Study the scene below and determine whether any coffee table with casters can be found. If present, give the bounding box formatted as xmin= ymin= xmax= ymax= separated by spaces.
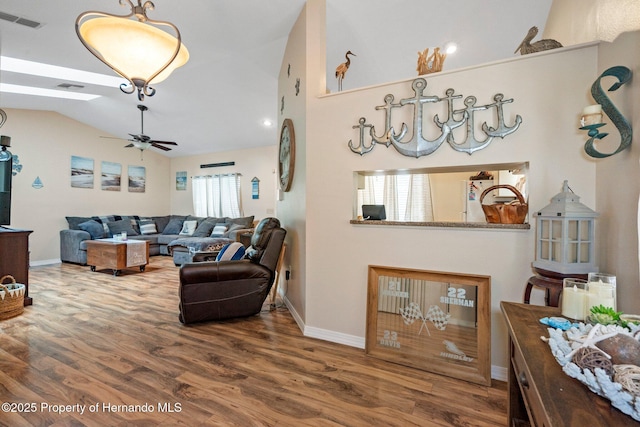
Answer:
xmin=86 ymin=238 xmax=149 ymax=276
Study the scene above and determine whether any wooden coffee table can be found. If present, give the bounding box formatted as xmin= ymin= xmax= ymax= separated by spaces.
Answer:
xmin=86 ymin=239 xmax=149 ymax=276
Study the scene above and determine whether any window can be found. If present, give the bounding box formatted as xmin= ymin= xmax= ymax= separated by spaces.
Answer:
xmin=192 ymin=173 xmax=243 ymax=218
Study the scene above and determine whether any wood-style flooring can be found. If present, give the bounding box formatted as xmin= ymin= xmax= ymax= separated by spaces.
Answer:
xmin=0 ymin=257 xmax=507 ymax=426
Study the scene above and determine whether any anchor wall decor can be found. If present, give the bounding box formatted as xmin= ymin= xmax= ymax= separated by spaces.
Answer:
xmin=580 ymin=65 xmax=633 ymax=159
xmin=348 ymin=77 xmax=522 ymax=158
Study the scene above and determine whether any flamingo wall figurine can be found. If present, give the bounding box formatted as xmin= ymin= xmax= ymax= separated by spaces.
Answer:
xmin=335 ymin=50 xmax=356 ymax=91
xmin=514 ymin=26 xmax=562 ymax=55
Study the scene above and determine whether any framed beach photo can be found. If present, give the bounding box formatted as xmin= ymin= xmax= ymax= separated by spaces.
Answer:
xmin=70 ymin=156 xmax=94 ymax=188
xmin=101 ymin=161 xmax=121 ymax=191
xmin=366 ymin=265 xmax=491 ymax=385
xmin=128 ymin=165 xmax=146 ymax=193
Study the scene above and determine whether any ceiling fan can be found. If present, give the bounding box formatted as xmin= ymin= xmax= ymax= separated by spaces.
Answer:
xmin=125 ymin=104 xmax=178 ymax=152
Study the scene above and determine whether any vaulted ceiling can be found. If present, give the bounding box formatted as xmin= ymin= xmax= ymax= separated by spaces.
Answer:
xmin=0 ymin=0 xmax=553 ymax=157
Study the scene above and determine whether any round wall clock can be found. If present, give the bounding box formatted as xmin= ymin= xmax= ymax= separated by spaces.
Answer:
xmin=278 ymin=118 xmax=295 ymax=192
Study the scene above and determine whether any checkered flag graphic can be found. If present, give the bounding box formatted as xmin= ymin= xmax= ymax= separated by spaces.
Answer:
xmin=426 ymin=305 xmax=451 ymax=330
xmin=399 ymin=302 xmax=430 ymax=336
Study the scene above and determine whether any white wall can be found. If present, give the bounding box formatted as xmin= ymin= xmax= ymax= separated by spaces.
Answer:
xmin=3 ymin=108 xmax=171 ymax=263
xmin=281 ymin=0 xmax=602 ymax=372
xmin=169 ymin=145 xmax=278 ymax=221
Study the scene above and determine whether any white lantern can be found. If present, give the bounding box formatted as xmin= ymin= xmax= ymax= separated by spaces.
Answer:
xmin=533 ymin=180 xmax=598 ymax=275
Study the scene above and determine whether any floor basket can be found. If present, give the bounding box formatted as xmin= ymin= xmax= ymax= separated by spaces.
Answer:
xmin=480 ymin=185 xmax=528 ymax=224
xmin=0 ymin=275 xmax=25 ymax=320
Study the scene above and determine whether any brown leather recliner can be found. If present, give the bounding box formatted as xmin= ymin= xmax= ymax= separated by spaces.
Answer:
xmin=178 ymin=217 xmax=286 ymax=324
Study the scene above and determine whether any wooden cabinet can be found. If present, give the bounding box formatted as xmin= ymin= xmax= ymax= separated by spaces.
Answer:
xmin=501 ymin=302 xmax=638 ymax=426
xmin=0 ymin=226 xmax=33 ymax=306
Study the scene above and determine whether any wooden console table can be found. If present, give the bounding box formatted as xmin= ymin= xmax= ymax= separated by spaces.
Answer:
xmin=501 ymin=302 xmax=638 ymax=426
xmin=0 ymin=226 xmax=33 ymax=306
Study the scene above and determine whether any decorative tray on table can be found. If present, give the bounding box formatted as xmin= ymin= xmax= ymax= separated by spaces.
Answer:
xmin=541 ymin=310 xmax=640 ymax=421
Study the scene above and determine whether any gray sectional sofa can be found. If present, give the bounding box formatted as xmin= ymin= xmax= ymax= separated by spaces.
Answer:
xmin=60 ymin=214 xmax=255 ymax=265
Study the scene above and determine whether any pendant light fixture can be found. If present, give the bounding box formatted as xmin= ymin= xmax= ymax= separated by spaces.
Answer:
xmin=75 ymin=0 xmax=189 ymax=101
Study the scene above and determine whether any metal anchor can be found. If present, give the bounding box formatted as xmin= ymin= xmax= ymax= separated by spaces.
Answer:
xmin=435 ymin=88 xmax=468 ymax=135
xmin=448 ymin=96 xmax=493 ymax=154
xmin=370 ymin=94 xmax=407 ymax=147
xmin=348 ymin=117 xmax=376 ymax=156
xmin=389 ymin=78 xmax=450 ymax=158
xmin=481 ymin=93 xmax=522 ymax=138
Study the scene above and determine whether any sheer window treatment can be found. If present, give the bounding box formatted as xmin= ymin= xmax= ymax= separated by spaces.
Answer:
xmin=192 ymin=173 xmax=243 ymax=218
xmin=359 ymin=174 xmax=434 ymax=221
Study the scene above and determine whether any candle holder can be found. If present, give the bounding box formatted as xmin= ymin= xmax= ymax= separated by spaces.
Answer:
xmin=562 ymin=278 xmax=589 ymax=321
xmin=586 ymin=272 xmax=616 ymax=314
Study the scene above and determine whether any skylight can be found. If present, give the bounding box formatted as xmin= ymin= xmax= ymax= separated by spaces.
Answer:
xmin=0 ymin=55 xmax=126 ymax=100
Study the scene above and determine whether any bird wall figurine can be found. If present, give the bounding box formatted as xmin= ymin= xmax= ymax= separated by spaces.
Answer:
xmin=515 ymin=26 xmax=562 ymax=55
xmin=335 ymin=50 xmax=356 ymax=91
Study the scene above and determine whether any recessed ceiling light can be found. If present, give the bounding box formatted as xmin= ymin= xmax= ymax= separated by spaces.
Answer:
xmin=262 ymin=119 xmax=273 ymax=127
xmin=0 ymin=83 xmax=100 ymax=100
xmin=443 ymin=42 xmax=458 ymax=55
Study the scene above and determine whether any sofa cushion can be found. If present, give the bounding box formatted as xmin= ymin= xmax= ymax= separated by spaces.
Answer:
xmin=107 ymin=219 xmax=139 ymax=237
xmin=66 ymin=216 xmax=93 ymax=230
xmin=179 ymin=220 xmax=197 ymax=236
xmin=216 ymin=242 xmax=246 ymax=261
xmin=223 ymin=223 xmax=246 ymax=238
xmin=163 ymin=217 xmax=185 ymax=235
xmin=227 ymin=215 xmax=255 ymax=228
xmin=158 ymin=234 xmax=181 ymax=245
xmin=78 ymin=220 xmax=105 ymax=240
xmin=151 ymin=216 xmax=171 ymax=233
xmin=139 ymin=219 xmax=158 ymax=235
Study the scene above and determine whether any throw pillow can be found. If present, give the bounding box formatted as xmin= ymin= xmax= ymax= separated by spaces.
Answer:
xmin=139 ymin=220 xmax=158 ymax=235
xmin=162 ymin=218 xmax=185 ymax=235
xmin=78 ymin=220 xmax=105 ymax=240
xmin=210 ymin=224 xmax=228 ymax=237
xmin=107 ymin=219 xmax=139 ymax=237
xmin=223 ymin=223 xmax=246 ymax=238
xmin=192 ymin=219 xmax=217 ymax=238
xmin=151 ymin=215 xmax=171 ymax=233
xmin=66 ymin=216 xmax=93 ymax=230
xmin=228 ymin=215 xmax=255 ymax=228
xmin=215 ymin=242 xmax=246 ymax=261
xmin=179 ymin=220 xmax=197 ymax=236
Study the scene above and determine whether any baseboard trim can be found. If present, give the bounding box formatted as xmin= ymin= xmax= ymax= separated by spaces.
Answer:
xmin=30 ymin=259 xmax=61 ymax=267
xmin=282 ymin=296 xmax=507 ymax=382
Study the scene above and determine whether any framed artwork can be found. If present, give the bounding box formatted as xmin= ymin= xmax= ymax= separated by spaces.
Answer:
xmin=101 ymin=161 xmax=121 ymax=191
xmin=278 ymin=118 xmax=295 ymax=191
xmin=176 ymin=171 xmax=187 ymax=191
xmin=128 ymin=165 xmax=146 ymax=193
xmin=366 ymin=265 xmax=491 ymax=385
xmin=70 ymin=156 xmax=94 ymax=188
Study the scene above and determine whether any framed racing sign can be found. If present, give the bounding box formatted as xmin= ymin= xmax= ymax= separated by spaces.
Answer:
xmin=366 ymin=265 xmax=491 ymax=385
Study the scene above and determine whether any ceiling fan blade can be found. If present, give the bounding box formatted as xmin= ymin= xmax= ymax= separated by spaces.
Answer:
xmin=151 ymin=143 xmax=172 ymax=151
xmin=149 ymin=140 xmax=178 ymax=146
xmin=124 ymin=143 xmax=134 ymax=148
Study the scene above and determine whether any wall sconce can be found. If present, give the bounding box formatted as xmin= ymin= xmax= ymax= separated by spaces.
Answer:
xmin=76 ymin=0 xmax=189 ymax=101
xmin=579 ymin=66 xmax=632 ymax=158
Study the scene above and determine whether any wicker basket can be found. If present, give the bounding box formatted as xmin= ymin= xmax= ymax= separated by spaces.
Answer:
xmin=480 ymin=185 xmax=528 ymax=224
xmin=0 ymin=275 xmax=25 ymax=320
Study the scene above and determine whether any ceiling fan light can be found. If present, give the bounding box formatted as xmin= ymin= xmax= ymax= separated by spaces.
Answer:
xmin=132 ymin=140 xmax=152 ymax=150
xmin=78 ymin=17 xmax=189 ymax=85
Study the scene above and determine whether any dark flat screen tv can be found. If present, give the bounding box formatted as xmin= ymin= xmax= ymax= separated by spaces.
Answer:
xmin=362 ymin=204 xmax=386 ymax=220
xmin=0 ymin=149 xmax=12 ymax=226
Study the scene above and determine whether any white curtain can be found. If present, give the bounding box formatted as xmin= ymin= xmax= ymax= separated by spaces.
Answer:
xmin=359 ymin=173 xmax=434 ymax=221
xmin=192 ymin=173 xmax=243 ymax=218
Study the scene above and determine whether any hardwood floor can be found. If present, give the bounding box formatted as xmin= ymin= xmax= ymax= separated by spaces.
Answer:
xmin=0 ymin=257 xmax=507 ymax=426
